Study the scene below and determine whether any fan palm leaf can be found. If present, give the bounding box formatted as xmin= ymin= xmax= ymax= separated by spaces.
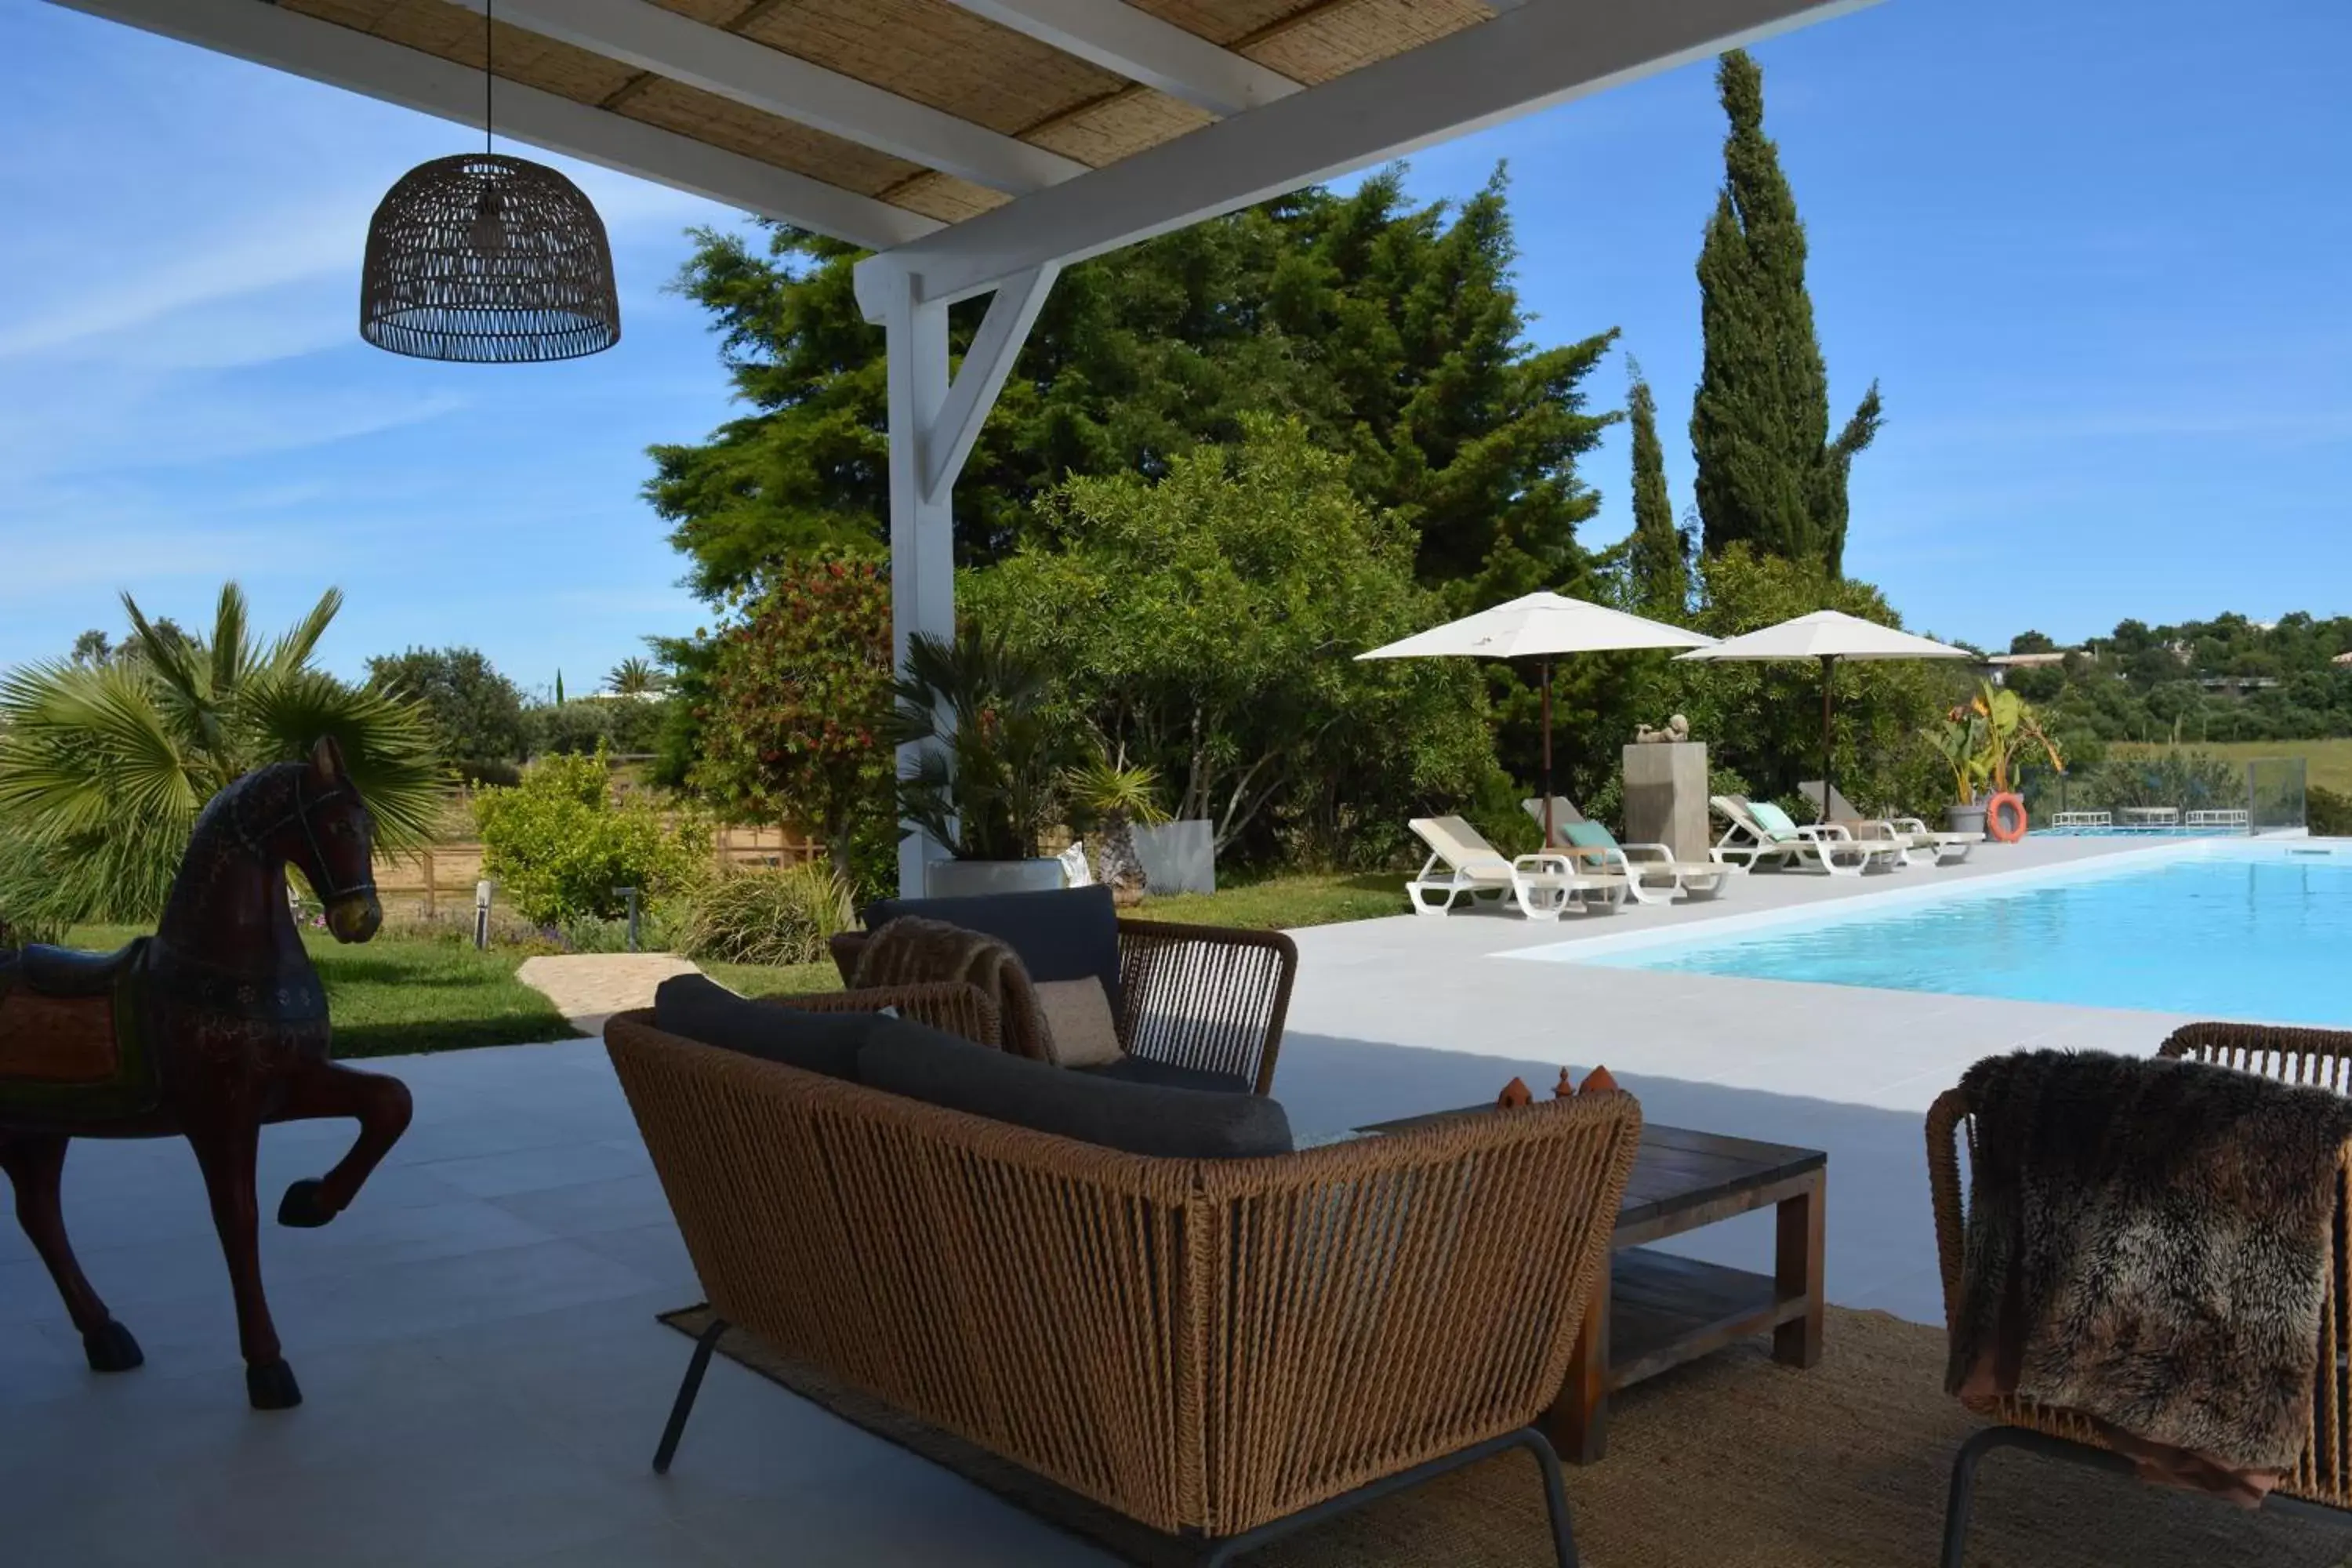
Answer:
xmin=0 ymin=582 xmax=445 ymax=929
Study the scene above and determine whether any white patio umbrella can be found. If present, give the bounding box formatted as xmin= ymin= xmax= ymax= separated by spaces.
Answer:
xmin=1359 ymin=592 xmax=1717 ymax=846
xmin=1674 ymin=609 xmax=1973 ymax=822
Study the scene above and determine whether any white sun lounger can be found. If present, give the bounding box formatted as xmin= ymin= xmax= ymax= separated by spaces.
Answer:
xmin=1798 ymin=782 xmax=1976 ymax=866
xmin=2048 ymin=811 xmax=2111 ymax=832
xmin=1522 ymin=797 xmax=1730 ymax=904
xmin=1711 ymin=795 xmax=1903 ymax=877
xmin=1406 ymin=815 xmax=1626 ymax=920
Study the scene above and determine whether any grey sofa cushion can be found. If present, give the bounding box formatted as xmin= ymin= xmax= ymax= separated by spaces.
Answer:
xmin=653 ymin=974 xmax=872 ymax=1080
xmin=859 ymin=1019 xmax=1290 ymax=1159
xmin=1083 ymin=1055 xmax=1253 ymax=1097
xmin=863 ymin=885 xmax=1123 ymax=1019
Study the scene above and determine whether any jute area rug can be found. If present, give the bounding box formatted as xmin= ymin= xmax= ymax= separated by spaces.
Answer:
xmin=659 ymin=1305 xmax=2350 ymax=1566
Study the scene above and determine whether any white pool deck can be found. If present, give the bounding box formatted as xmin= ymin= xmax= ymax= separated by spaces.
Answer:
xmin=0 ymin=833 xmax=2274 ymax=1565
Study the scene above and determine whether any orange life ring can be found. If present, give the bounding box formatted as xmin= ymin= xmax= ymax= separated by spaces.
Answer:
xmin=1985 ymin=792 xmax=2028 ymax=844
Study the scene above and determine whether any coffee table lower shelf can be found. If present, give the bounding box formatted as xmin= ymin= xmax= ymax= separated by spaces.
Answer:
xmin=1608 ymin=1248 xmax=1812 ymax=1389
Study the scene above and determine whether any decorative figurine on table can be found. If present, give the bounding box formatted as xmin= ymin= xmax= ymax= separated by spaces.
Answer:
xmin=1633 ymin=713 xmax=1692 ymax=745
xmin=0 ymin=738 xmax=412 ymax=1409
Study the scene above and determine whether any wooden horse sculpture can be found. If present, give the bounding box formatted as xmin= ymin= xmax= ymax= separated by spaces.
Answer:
xmin=0 ymin=736 xmax=412 ymax=1410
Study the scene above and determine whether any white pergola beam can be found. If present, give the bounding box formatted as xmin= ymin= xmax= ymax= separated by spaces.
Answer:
xmin=919 ymin=265 xmax=1058 ymax=504
xmin=938 ymin=0 xmax=1299 ymax=118
xmin=866 ymin=0 xmax=1874 ymax=305
xmin=44 ymin=0 xmax=942 ymax=250
xmin=448 ymin=0 xmax=1086 ymax=195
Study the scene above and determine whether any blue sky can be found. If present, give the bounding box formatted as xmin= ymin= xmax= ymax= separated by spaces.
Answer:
xmin=1 ymin=0 xmax=2346 ymax=688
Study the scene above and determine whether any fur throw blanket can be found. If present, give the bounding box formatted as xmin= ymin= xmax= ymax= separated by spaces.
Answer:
xmin=1948 ymin=1047 xmax=2352 ymax=1484
xmin=850 ymin=917 xmax=1051 ymax=1061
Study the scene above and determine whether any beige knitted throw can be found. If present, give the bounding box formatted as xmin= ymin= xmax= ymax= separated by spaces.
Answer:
xmin=850 ymin=916 xmax=1052 ymax=1061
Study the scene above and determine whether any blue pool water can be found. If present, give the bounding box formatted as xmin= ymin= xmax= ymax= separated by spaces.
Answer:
xmin=1574 ymin=846 xmax=2352 ymax=1025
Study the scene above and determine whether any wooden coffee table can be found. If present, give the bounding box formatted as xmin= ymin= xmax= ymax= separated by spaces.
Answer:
xmin=1360 ymin=1111 xmax=1826 ymax=1465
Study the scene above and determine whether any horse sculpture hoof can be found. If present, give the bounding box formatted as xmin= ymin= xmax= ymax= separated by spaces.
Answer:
xmin=277 ymin=1178 xmax=334 ymax=1229
xmin=83 ymin=1320 xmax=144 ymax=1374
xmin=247 ymin=1359 xmax=303 ymax=1410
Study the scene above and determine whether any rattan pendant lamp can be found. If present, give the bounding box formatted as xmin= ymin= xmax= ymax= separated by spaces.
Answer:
xmin=359 ymin=0 xmax=619 ymax=361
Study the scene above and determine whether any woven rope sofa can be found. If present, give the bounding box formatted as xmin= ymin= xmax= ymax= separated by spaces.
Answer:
xmin=1927 ymin=1021 xmax=2352 ymax=1565
xmin=608 ymin=989 xmax=1639 ymax=1566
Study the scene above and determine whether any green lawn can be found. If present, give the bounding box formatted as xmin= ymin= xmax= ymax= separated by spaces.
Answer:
xmin=2113 ymin=739 xmax=2352 ymax=796
xmin=65 ymin=924 xmax=575 ymax=1059
xmin=1126 ymin=870 xmax=1407 ymax=931
xmin=697 ymin=958 xmax=843 ymax=999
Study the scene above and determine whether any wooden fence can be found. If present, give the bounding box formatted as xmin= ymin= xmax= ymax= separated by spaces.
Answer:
xmin=372 ymin=826 xmax=829 ymax=913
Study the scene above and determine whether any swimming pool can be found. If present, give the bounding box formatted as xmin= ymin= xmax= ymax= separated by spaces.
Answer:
xmin=1541 ymin=843 xmax=2352 ymax=1025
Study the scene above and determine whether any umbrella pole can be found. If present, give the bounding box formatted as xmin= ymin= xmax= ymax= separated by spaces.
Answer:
xmin=1819 ymin=654 xmax=1836 ymax=823
xmin=1541 ymin=658 xmax=1555 ymax=848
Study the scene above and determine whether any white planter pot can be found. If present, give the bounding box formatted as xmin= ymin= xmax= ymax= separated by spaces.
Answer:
xmin=1132 ymin=819 xmax=1216 ymax=896
xmin=923 ymin=858 xmax=1066 ymax=898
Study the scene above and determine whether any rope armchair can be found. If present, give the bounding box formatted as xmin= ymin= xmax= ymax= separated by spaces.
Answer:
xmin=608 ymin=1011 xmax=1640 ymax=1563
xmin=829 ymin=916 xmax=1298 ymax=1094
xmin=1927 ymin=1022 xmax=2352 ymax=1565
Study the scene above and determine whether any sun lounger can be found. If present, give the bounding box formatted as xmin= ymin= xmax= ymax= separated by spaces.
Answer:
xmin=2118 ymin=806 xmax=2180 ymax=832
xmin=2184 ymin=808 xmax=2250 ymax=831
xmin=1711 ymin=795 xmax=1902 ymax=877
xmin=1523 ymin=797 xmax=1730 ymax=903
xmin=1406 ymin=815 xmax=1627 ymax=920
xmin=1798 ymin=782 xmax=1975 ymax=866
xmin=2047 ymin=811 xmax=2111 ymax=833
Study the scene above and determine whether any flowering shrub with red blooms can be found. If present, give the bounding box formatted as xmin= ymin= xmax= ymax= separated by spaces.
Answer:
xmin=694 ymin=556 xmax=893 ymax=883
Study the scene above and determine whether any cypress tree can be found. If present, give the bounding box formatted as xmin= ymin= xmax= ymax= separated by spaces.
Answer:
xmin=1622 ymin=359 xmax=1689 ymax=619
xmin=1690 ymin=49 xmax=1881 ymax=575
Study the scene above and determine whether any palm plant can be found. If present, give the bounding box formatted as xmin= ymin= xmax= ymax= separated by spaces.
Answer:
xmin=1967 ymin=679 xmax=2065 ymax=793
xmin=0 ymin=583 xmax=444 ymax=929
xmin=1064 ymin=753 xmax=1166 ymax=902
xmin=605 ymin=655 xmax=666 ymax=696
xmin=890 ymin=626 xmax=1070 ymax=862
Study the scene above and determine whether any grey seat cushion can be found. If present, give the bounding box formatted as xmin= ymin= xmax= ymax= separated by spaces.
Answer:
xmin=863 ymin=885 xmax=1124 ymax=1019
xmin=653 ymin=974 xmax=873 ymax=1081
xmin=859 ymin=1019 xmax=1290 ymax=1159
xmin=1082 ymin=1055 xmax=1253 ymax=1097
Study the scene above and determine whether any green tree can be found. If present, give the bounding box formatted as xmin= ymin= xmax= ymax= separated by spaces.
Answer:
xmin=1660 ymin=546 xmax=1959 ymax=812
xmin=0 ymin=584 xmax=443 ymax=929
xmin=1622 ymin=359 xmax=1690 ymax=620
xmin=473 ymin=750 xmax=707 ymax=927
xmin=967 ymin=416 xmax=1491 ymax=862
xmin=694 ymin=557 xmax=894 ymax=885
xmin=526 ymin=697 xmax=671 ymax=759
xmin=604 ymin=656 xmax=666 ymax=695
xmin=365 ymin=646 xmax=527 ymax=782
xmin=647 ymin=168 xmax=1617 ymax=610
xmin=1690 ymin=49 xmax=1882 ymax=575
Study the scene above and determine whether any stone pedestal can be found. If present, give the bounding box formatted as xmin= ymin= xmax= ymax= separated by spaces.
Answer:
xmin=1623 ymin=742 xmax=1710 ymax=862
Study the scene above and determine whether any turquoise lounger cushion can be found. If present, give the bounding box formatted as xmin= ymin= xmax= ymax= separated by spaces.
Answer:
xmin=1563 ymin=820 xmax=1617 ymax=851
xmin=1748 ymin=800 xmax=1803 ymax=840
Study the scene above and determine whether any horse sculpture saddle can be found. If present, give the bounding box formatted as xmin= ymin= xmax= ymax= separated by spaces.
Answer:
xmin=0 ymin=940 xmax=157 ymax=1110
xmin=16 ymin=942 xmax=143 ymax=997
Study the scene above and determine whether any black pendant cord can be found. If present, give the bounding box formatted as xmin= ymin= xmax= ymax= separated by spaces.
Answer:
xmin=484 ymin=0 xmax=494 ymax=155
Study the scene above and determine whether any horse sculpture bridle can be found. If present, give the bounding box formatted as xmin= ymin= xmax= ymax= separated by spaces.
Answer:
xmin=230 ymin=770 xmax=376 ymax=904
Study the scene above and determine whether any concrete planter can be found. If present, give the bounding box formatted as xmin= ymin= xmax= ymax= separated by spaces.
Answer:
xmin=1946 ymin=801 xmax=1989 ymax=837
xmin=1132 ymin=819 xmax=1216 ymax=896
xmin=923 ymin=858 xmax=1065 ymax=898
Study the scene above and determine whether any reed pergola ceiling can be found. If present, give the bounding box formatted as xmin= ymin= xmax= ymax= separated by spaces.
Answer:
xmin=60 ymin=0 xmax=1869 ymax=294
